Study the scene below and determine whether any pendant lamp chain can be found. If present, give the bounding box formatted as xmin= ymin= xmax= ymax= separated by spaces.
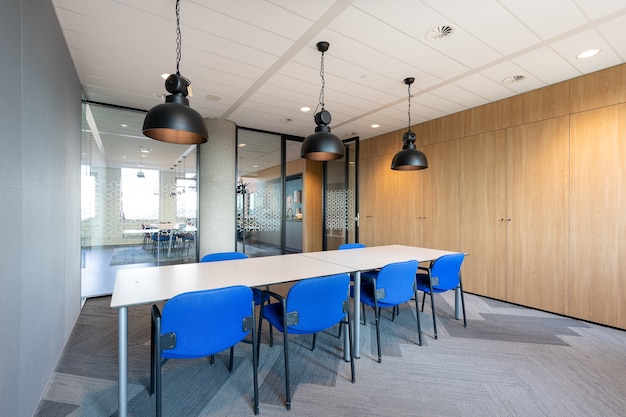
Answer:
xmin=175 ymin=0 xmax=182 ymax=75
xmin=317 ymin=49 xmax=326 ymax=113
xmin=407 ymin=81 xmax=412 ymax=131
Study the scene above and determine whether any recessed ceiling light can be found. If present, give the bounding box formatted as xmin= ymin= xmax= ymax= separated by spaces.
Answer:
xmin=501 ymin=75 xmax=526 ymax=84
xmin=300 ymin=106 xmax=311 ymax=112
xmin=140 ymin=147 xmax=152 ymax=153
xmin=120 ymin=123 xmax=128 ymax=127
xmin=371 ymin=124 xmax=380 ymax=128
xmin=280 ymin=118 xmax=293 ymax=123
xmin=161 ymin=73 xmax=169 ymax=80
xmin=425 ymin=25 xmax=456 ymax=42
xmin=577 ymin=48 xmax=601 ymax=59
xmin=152 ymin=92 xmax=166 ymax=100
xmin=205 ymin=94 xmax=221 ymax=101
xmin=253 ymin=165 xmax=259 ymax=168
xmin=238 ymin=143 xmax=247 ymax=148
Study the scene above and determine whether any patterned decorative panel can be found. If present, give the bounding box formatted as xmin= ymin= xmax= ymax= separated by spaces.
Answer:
xmin=238 ymin=181 xmax=282 ymax=232
xmin=326 ymin=188 xmax=355 ymax=231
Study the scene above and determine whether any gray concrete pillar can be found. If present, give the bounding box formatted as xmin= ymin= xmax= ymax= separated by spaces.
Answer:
xmin=198 ymin=118 xmax=237 ymax=257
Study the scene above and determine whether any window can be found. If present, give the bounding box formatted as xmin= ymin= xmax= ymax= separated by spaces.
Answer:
xmin=176 ymin=177 xmax=197 ymax=219
xmin=121 ymin=168 xmax=160 ymax=220
xmin=81 ymin=165 xmax=96 ymax=220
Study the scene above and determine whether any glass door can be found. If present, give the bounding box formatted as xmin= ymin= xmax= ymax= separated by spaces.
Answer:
xmin=323 ymin=137 xmax=359 ymax=250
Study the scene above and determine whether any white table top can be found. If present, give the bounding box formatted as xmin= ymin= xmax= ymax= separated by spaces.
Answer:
xmin=301 ymin=244 xmax=458 ymax=271
xmin=110 ymin=253 xmax=353 ymax=308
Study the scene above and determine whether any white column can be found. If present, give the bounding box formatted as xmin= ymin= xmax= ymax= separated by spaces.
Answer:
xmin=198 ymin=118 xmax=237 ymax=257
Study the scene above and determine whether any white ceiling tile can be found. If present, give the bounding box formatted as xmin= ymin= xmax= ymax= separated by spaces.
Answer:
xmin=574 ymin=0 xmax=626 ymax=20
xmin=429 ymin=84 xmax=489 ymax=108
xmin=421 ymin=0 xmax=541 ymax=55
xmin=498 ymin=0 xmax=588 ymax=39
xmin=453 ymin=74 xmax=517 ymax=101
xmin=597 ymin=15 xmax=626 ymax=61
xmin=550 ymin=28 xmax=623 ymax=74
xmin=512 ymin=47 xmax=581 ymax=85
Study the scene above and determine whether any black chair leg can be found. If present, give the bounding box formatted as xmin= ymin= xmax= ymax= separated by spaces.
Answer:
xmin=228 ymin=346 xmax=234 ymax=372
xmin=312 ymin=333 xmax=317 ymax=351
xmin=283 ymin=328 xmax=291 ymax=410
xmin=429 ymin=291 xmax=438 ymax=339
xmin=459 ymin=281 xmax=467 ymax=327
xmin=413 ymin=292 xmax=423 ymax=346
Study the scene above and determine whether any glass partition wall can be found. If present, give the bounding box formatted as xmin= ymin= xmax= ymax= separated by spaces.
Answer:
xmin=324 ymin=138 xmax=359 ymax=250
xmin=236 ymin=128 xmax=303 ymax=257
xmin=81 ymin=103 xmax=199 ymax=299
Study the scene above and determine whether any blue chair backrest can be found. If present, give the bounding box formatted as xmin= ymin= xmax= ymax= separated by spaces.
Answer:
xmin=200 ymin=251 xmax=248 ymax=263
xmin=285 ymin=274 xmax=350 ymax=333
xmin=430 ymin=253 xmax=465 ymax=291
xmin=338 ymin=243 xmax=366 ymax=250
xmin=374 ymin=260 xmax=419 ymax=305
xmin=160 ymin=286 xmax=253 ymax=358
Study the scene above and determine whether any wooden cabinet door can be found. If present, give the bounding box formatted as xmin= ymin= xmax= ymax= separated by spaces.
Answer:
xmin=359 ymin=155 xmax=393 ymax=246
xmin=506 ymin=117 xmax=570 ymax=314
xmin=390 ymin=156 xmax=425 ymax=246
xmin=569 ymin=104 xmax=626 ymax=329
xmin=421 ymin=140 xmax=460 ymax=251
xmin=459 ymin=131 xmax=507 ymax=299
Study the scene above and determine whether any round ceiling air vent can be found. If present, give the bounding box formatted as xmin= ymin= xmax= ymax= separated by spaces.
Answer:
xmin=501 ymin=75 xmax=526 ymax=84
xmin=425 ymin=25 xmax=456 ymax=42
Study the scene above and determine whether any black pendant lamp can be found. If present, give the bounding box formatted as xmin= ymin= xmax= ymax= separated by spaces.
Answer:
xmin=143 ymin=0 xmax=208 ymax=145
xmin=391 ymin=77 xmax=428 ymax=171
xmin=300 ymin=41 xmax=344 ymax=161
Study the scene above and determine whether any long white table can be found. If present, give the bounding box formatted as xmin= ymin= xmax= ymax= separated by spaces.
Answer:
xmin=111 ymin=254 xmax=354 ymax=417
xmin=110 ymin=245 xmax=462 ymax=416
xmin=300 ymin=245 xmax=462 ymax=358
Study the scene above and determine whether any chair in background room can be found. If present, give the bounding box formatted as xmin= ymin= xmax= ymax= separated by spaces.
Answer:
xmin=416 ymin=252 xmax=466 ymax=340
xmin=257 ymin=273 xmax=354 ymax=410
xmin=355 ymin=260 xmax=421 ymax=363
xmin=151 ymin=231 xmax=170 ymax=256
xmin=150 ymin=286 xmax=259 ymax=416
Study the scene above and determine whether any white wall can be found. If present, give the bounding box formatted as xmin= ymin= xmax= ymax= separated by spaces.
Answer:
xmin=0 ymin=1 xmax=82 ymax=416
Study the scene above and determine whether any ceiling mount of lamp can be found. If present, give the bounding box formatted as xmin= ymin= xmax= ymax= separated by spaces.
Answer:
xmin=300 ymin=41 xmax=345 ymax=161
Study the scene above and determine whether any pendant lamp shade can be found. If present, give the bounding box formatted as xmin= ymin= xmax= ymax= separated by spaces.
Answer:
xmin=301 ymin=42 xmax=345 ymax=161
xmin=390 ymin=131 xmax=428 ymax=170
xmin=142 ymin=0 xmax=208 ymax=145
xmin=391 ymin=77 xmax=428 ymax=171
xmin=143 ymin=75 xmax=208 ymax=144
xmin=301 ymin=110 xmax=344 ymax=161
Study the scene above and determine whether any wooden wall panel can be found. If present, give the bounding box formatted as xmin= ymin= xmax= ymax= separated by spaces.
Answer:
xmin=506 ymin=117 xmax=570 ymax=314
xmin=469 ymin=95 xmax=522 ymax=135
xmin=421 ymin=140 xmax=460 ymax=251
xmin=569 ymin=104 xmax=626 ymax=328
xmin=522 ymin=81 xmax=570 ymax=124
xmin=359 ymin=154 xmax=395 ymax=246
xmin=570 ymin=64 xmax=626 ymax=114
xmin=303 ymin=161 xmax=323 ymax=252
xmin=459 ymin=130 xmax=507 ymax=299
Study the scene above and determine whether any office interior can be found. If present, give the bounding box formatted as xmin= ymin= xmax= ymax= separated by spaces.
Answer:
xmin=2 ymin=1 xmax=626 ymax=416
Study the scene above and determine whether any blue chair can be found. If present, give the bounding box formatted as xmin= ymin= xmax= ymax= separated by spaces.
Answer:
xmin=150 ymin=286 xmax=259 ymax=416
xmin=258 ymin=273 xmax=354 ymax=410
xmin=355 ymin=260 xmax=421 ymax=363
xmin=200 ymin=251 xmax=268 ymax=362
xmin=338 ymin=242 xmax=366 ymax=250
xmin=200 ymin=252 xmax=266 ymax=305
xmin=416 ymin=253 xmax=466 ymax=339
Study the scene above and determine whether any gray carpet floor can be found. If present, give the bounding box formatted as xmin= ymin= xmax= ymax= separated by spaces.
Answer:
xmin=34 ymin=288 xmax=626 ymax=417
